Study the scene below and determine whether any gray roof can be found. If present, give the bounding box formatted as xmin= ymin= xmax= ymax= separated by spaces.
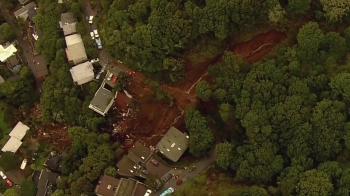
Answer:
xmin=60 ymin=12 xmax=77 ymax=36
xmin=28 ymin=6 xmax=38 ymax=21
xmin=14 ymin=2 xmax=37 ymax=20
xmin=18 ymin=0 xmax=30 ymax=5
xmin=36 ymin=169 xmax=58 ymax=196
xmin=65 ymin=34 xmax=87 ymax=64
xmin=128 ymin=141 xmax=152 ymax=163
xmin=156 ymin=126 xmax=189 ymax=162
xmin=89 ymin=83 xmax=114 ymax=115
xmin=33 ymin=54 xmax=48 ymax=78
xmin=116 ymin=155 xmax=136 ymax=177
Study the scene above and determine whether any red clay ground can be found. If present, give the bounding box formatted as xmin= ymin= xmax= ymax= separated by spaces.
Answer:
xmin=118 ymin=30 xmax=286 ymax=147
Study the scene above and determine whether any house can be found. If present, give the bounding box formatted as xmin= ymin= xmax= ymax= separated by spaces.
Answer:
xmin=1 ymin=137 xmax=22 ymax=153
xmin=156 ymin=126 xmax=189 ymax=162
xmin=70 ymin=61 xmax=94 ymax=85
xmin=115 ymin=92 xmax=131 ymax=110
xmin=18 ymin=0 xmax=30 ymax=5
xmin=0 ymin=44 xmax=17 ymax=63
xmin=14 ymin=2 xmax=37 ymax=21
xmin=9 ymin=121 xmax=29 ymax=141
xmin=95 ymin=175 xmax=149 ymax=196
xmin=116 ymin=141 xmax=152 ymax=178
xmin=59 ymin=12 xmax=77 ymax=36
xmin=0 ymin=75 xmax=4 ymax=84
xmin=36 ymin=169 xmax=58 ymax=196
xmin=28 ymin=6 xmax=38 ymax=22
xmin=89 ymin=82 xmax=117 ymax=116
xmin=43 ymin=152 xmax=63 ymax=173
xmin=33 ymin=54 xmax=49 ymax=82
xmin=65 ymin=34 xmax=87 ymax=65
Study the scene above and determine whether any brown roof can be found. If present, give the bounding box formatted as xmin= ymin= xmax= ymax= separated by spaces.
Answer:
xmin=134 ymin=183 xmax=148 ymax=196
xmin=115 ymin=92 xmax=131 ymax=110
xmin=128 ymin=141 xmax=152 ymax=163
xmin=95 ymin=175 xmax=120 ymax=196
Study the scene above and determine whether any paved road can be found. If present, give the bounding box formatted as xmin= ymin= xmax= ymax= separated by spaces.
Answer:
xmin=155 ymin=150 xmax=217 ymax=195
xmin=3 ymin=14 xmax=43 ymax=90
xmin=0 ymin=166 xmax=25 ymax=192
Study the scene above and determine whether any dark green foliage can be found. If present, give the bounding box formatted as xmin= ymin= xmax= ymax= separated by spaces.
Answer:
xmin=0 ymin=152 xmax=20 ymax=171
xmin=20 ymin=179 xmax=37 ymax=196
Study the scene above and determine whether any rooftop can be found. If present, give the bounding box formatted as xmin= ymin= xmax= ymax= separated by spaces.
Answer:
xmin=1 ymin=137 xmax=22 ymax=153
xmin=70 ymin=61 xmax=94 ymax=85
xmin=0 ymin=44 xmax=17 ymax=62
xmin=65 ymin=34 xmax=87 ymax=64
xmin=18 ymin=0 xmax=30 ymax=5
xmin=89 ymin=83 xmax=115 ymax=116
xmin=115 ymin=178 xmax=137 ymax=196
xmin=60 ymin=12 xmax=77 ymax=36
xmin=9 ymin=121 xmax=29 ymax=141
xmin=128 ymin=141 xmax=152 ymax=164
xmin=33 ymin=54 xmax=49 ymax=79
xmin=36 ymin=169 xmax=58 ymax=196
xmin=28 ymin=6 xmax=38 ymax=21
xmin=156 ymin=126 xmax=189 ymax=162
xmin=44 ymin=152 xmax=63 ymax=173
xmin=95 ymin=175 xmax=120 ymax=196
xmin=14 ymin=2 xmax=37 ymax=20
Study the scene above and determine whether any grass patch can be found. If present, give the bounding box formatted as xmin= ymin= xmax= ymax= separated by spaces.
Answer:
xmin=173 ymin=172 xmax=245 ymax=196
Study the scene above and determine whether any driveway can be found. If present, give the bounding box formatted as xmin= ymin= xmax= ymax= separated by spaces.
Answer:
xmin=0 ymin=166 xmax=25 ymax=192
xmin=154 ymin=150 xmax=217 ymax=195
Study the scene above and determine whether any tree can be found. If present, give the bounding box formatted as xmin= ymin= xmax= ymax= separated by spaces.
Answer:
xmin=3 ymin=189 xmax=18 ymax=196
xmin=0 ymin=180 xmax=7 ymax=193
xmin=219 ymin=103 xmax=233 ymax=122
xmin=104 ymin=166 xmax=117 ymax=177
xmin=320 ymin=0 xmax=350 ymax=22
xmin=215 ymin=142 xmax=235 ymax=169
xmin=323 ymin=32 xmax=347 ymax=61
xmin=296 ymin=170 xmax=334 ymax=196
xmin=20 ymin=179 xmax=37 ymax=196
xmin=269 ymin=4 xmax=285 ymax=24
xmin=232 ymin=186 xmax=269 ymax=196
xmin=51 ymin=190 xmax=65 ymax=196
xmin=70 ymin=177 xmax=93 ymax=196
xmin=0 ymin=23 xmax=15 ymax=42
xmin=287 ymin=0 xmax=311 ymax=16
xmin=185 ymin=109 xmax=215 ymax=158
xmin=0 ymin=152 xmax=21 ymax=171
xmin=297 ymin=22 xmax=324 ymax=63
xmin=196 ymin=81 xmax=212 ymax=101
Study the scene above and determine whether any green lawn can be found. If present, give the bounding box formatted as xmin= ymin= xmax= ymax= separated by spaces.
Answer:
xmin=0 ymin=103 xmax=11 ymax=147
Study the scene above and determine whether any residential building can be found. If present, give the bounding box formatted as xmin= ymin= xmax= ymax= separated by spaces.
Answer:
xmin=43 ymin=152 xmax=63 ymax=173
xmin=1 ymin=137 xmax=22 ymax=153
xmin=28 ymin=6 xmax=38 ymax=21
xmin=59 ymin=12 xmax=77 ymax=36
xmin=18 ymin=0 xmax=30 ymax=5
xmin=0 ymin=44 xmax=17 ymax=63
xmin=33 ymin=54 xmax=49 ymax=82
xmin=1 ymin=121 xmax=29 ymax=153
xmin=89 ymin=82 xmax=117 ymax=116
xmin=9 ymin=121 xmax=30 ymax=141
xmin=116 ymin=141 xmax=152 ymax=178
xmin=65 ymin=34 xmax=87 ymax=65
xmin=156 ymin=126 xmax=189 ymax=162
xmin=95 ymin=175 xmax=149 ymax=196
xmin=70 ymin=61 xmax=94 ymax=85
xmin=115 ymin=92 xmax=131 ymax=110
xmin=14 ymin=2 xmax=37 ymax=20
xmin=36 ymin=169 xmax=58 ymax=196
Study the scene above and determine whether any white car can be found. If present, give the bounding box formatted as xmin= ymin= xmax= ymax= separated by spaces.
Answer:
xmin=90 ymin=32 xmax=95 ymax=40
xmin=144 ymin=189 xmax=152 ymax=196
xmin=89 ymin=16 xmax=93 ymax=24
xmin=90 ymin=58 xmax=99 ymax=63
xmin=0 ymin=171 xmax=7 ymax=180
xmin=107 ymin=73 xmax=113 ymax=80
xmin=93 ymin=29 xmax=99 ymax=38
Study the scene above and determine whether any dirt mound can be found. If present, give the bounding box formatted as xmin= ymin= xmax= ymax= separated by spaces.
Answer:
xmin=176 ymin=179 xmax=183 ymax=186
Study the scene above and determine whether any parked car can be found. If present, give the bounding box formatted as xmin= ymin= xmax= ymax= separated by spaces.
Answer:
xmin=95 ymin=72 xmax=101 ymax=80
xmin=89 ymin=16 xmax=93 ymax=24
xmin=20 ymin=158 xmax=27 ymax=170
xmin=144 ymin=189 xmax=152 ymax=196
xmin=95 ymin=38 xmax=103 ymax=49
xmin=112 ymin=76 xmax=118 ymax=84
xmin=141 ymin=169 xmax=148 ymax=175
xmin=90 ymin=32 xmax=95 ymax=39
xmin=5 ymin=179 xmax=13 ymax=187
xmin=117 ymin=60 xmax=123 ymax=63
xmin=101 ymin=65 xmax=106 ymax=73
xmin=90 ymin=58 xmax=99 ymax=63
xmin=107 ymin=73 xmax=113 ymax=80
xmin=155 ymin=179 xmax=162 ymax=189
xmin=0 ymin=171 xmax=6 ymax=180
xmin=160 ymin=187 xmax=175 ymax=196
xmin=150 ymin=159 xmax=159 ymax=166
xmin=162 ymin=174 xmax=172 ymax=183
xmin=93 ymin=29 xmax=99 ymax=38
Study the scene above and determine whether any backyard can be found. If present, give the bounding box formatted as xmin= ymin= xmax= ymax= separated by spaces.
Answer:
xmin=0 ymin=102 xmax=10 ymax=147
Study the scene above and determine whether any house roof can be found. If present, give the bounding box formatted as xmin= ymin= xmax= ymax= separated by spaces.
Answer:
xmin=1 ymin=137 xmax=22 ymax=153
xmin=18 ymin=0 xmax=30 ymax=5
xmin=0 ymin=75 xmax=4 ymax=84
xmin=9 ymin=121 xmax=29 ymax=141
xmin=7 ymin=55 xmax=19 ymax=67
xmin=14 ymin=2 xmax=37 ymax=20
xmin=89 ymin=83 xmax=115 ymax=115
xmin=33 ymin=54 xmax=48 ymax=78
xmin=65 ymin=34 xmax=87 ymax=64
xmin=28 ymin=6 xmax=38 ymax=21
xmin=115 ymin=178 xmax=137 ymax=196
xmin=156 ymin=126 xmax=189 ymax=162
xmin=44 ymin=153 xmax=63 ymax=172
xmin=95 ymin=175 xmax=120 ymax=196
xmin=36 ymin=169 xmax=58 ymax=196
xmin=60 ymin=12 xmax=77 ymax=36
xmin=116 ymin=155 xmax=137 ymax=177
xmin=70 ymin=61 xmax=94 ymax=85
xmin=128 ymin=141 xmax=152 ymax=163
xmin=0 ymin=44 xmax=17 ymax=62
xmin=115 ymin=92 xmax=131 ymax=110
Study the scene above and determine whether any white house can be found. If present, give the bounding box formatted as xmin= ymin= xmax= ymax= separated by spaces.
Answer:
xmin=65 ymin=34 xmax=87 ymax=65
xmin=9 ymin=121 xmax=30 ymax=141
xmin=70 ymin=61 xmax=94 ymax=85
xmin=0 ymin=44 xmax=17 ymax=63
xmin=2 ymin=137 xmax=22 ymax=153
